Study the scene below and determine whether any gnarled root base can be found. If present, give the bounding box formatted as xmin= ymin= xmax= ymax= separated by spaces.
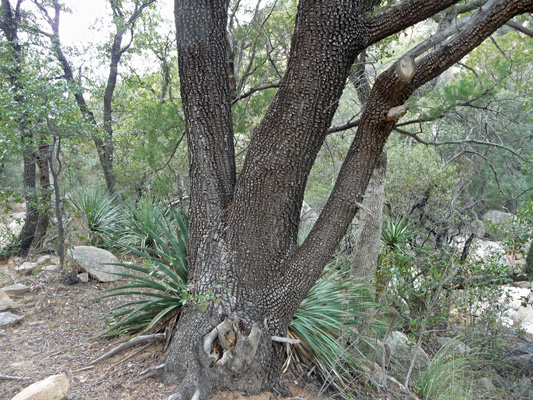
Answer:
xmin=161 ymin=307 xmax=288 ymax=400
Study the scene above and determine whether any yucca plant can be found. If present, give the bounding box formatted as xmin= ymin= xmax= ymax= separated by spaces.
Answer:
xmin=381 ymin=216 xmax=412 ymax=252
xmin=68 ymin=187 xmax=123 ymax=245
xmin=102 ymin=208 xmax=188 ymax=336
xmin=116 ymin=197 xmax=175 ymax=250
xmin=103 ymin=212 xmax=380 ymax=394
xmin=287 ymin=269 xmax=381 ymax=393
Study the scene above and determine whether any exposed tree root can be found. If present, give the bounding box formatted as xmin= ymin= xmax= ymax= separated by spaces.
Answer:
xmin=202 ymin=317 xmax=261 ymax=371
xmin=87 ymin=333 xmax=165 ymax=366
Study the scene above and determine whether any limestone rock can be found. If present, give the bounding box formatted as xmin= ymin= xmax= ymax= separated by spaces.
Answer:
xmin=0 ymin=311 xmax=24 ymax=327
xmin=10 ymin=374 xmax=69 ymax=400
xmin=384 ymin=331 xmax=430 ymax=380
xmin=503 ymin=342 xmax=533 ymax=374
xmin=67 ymin=246 xmax=125 ymax=282
xmin=15 ymin=262 xmax=38 ymax=276
xmin=0 ymin=291 xmax=19 ymax=311
xmin=77 ymin=272 xmax=89 ymax=283
xmin=36 ymin=255 xmax=57 ymax=266
xmin=43 ymin=265 xmax=60 ymax=272
xmin=477 ymin=377 xmax=495 ymax=391
xmin=0 ymin=329 xmax=5 ymax=336
xmin=1 ymin=283 xmax=30 ymax=296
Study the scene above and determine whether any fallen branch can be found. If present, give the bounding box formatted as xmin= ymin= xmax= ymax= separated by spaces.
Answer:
xmin=133 ymin=363 xmax=165 ymax=383
xmin=88 ymin=333 xmax=165 ymax=366
xmin=0 ymin=374 xmax=31 ymax=381
xmin=271 ymin=336 xmax=301 ymax=345
xmin=113 ymin=343 xmax=152 ymax=366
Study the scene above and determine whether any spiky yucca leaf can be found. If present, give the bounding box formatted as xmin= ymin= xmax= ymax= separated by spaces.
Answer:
xmin=68 ymin=187 xmax=122 ymax=244
xmin=116 ymin=197 xmax=173 ymax=250
xmin=288 ymin=270 xmax=380 ymax=392
xmin=102 ymin=208 xmax=188 ymax=336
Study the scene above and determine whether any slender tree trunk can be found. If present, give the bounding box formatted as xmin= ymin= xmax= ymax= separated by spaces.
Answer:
xmin=348 ymin=52 xmax=388 ymax=289
xmin=350 ymin=151 xmax=387 ymax=287
xmin=28 ymin=144 xmax=51 ymax=255
xmin=50 ymin=137 xmax=65 ymax=266
xmin=18 ymin=142 xmax=38 ymax=255
xmin=525 ymin=239 xmax=533 ymax=274
xmin=38 ymin=0 xmax=155 ymax=193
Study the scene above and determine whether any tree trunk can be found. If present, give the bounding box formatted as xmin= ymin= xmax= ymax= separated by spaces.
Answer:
xmin=163 ymin=1 xmax=533 ymax=398
xmin=350 ymin=151 xmax=387 ymax=287
xmin=348 ymin=52 xmax=388 ymax=289
xmin=28 ymin=144 xmax=51 ymax=255
xmin=18 ymin=144 xmax=38 ymax=256
xmin=525 ymin=239 xmax=533 ymax=274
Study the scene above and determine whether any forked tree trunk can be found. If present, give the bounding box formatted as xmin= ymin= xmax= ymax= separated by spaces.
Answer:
xmin=163 ymin=1 xmax=533 ymax=399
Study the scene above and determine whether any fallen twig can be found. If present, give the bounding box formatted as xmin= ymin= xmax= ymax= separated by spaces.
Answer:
xmin=0 ymin=374 xmax=31 ymax=381
xmin=73 ymin=366 xmax=95 ymax=373
xmin=87 ymin=333 xmax=165 ymax=366
xmin=271 ymin=336 xmax=301 ymax=345
xmin=113 ymin=343 xmax=151 ymax=366
xmin=133 ymin=363 xmax=165 ymax=383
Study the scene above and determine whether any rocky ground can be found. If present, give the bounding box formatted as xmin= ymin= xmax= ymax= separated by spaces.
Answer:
xmin=0 ymin=258 xmax=323 ymax=400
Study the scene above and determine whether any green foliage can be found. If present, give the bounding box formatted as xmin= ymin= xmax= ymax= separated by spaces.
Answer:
xmin=116 ymin=197 xmax=175 ymax=250
xmin=381 ymin=216 xmax=412 ymax=252
xmin=417 ymin=341 xmax=483 ymax=400
xmin=288 ymin=269 xmax=380 ymax=392
xmin=68 ymin=188 xmax=122 ymax=246
xmin=503 ymin=200 xmax=533 ymax=254
xmin=103 ymin=207 xmax=188 ymax=336
xmin=386 ymin=144 xmax=457 ymax=221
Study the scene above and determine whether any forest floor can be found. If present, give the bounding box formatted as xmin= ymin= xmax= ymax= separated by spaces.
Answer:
xmin=0 ymin=257 xmax=326 ymax=400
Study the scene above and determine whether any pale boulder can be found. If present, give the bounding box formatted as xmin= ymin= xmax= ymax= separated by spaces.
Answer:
xmin=67 ymin=246 xmax=125 ymax=282
xmin=10 ymin=374 xmax=69 ymax=400
xmin=0 ymin=291 xmax=18 ymax=311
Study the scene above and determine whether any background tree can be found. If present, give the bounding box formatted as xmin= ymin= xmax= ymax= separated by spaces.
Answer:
xmin=0 ymin=0 xmax=39 ymax=254
xmin=33 ymin=0 xmax=156 ymax=193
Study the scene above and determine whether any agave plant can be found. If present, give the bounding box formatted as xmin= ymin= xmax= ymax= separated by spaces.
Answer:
xmin=68 ymin=187 xmax=123 ymax=245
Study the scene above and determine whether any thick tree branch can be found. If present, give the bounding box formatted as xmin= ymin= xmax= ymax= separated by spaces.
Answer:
xmin=368 ymin=0 xmax=461 ymax=45
xmin=290 ymin=0 xmax=533 ymax=298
